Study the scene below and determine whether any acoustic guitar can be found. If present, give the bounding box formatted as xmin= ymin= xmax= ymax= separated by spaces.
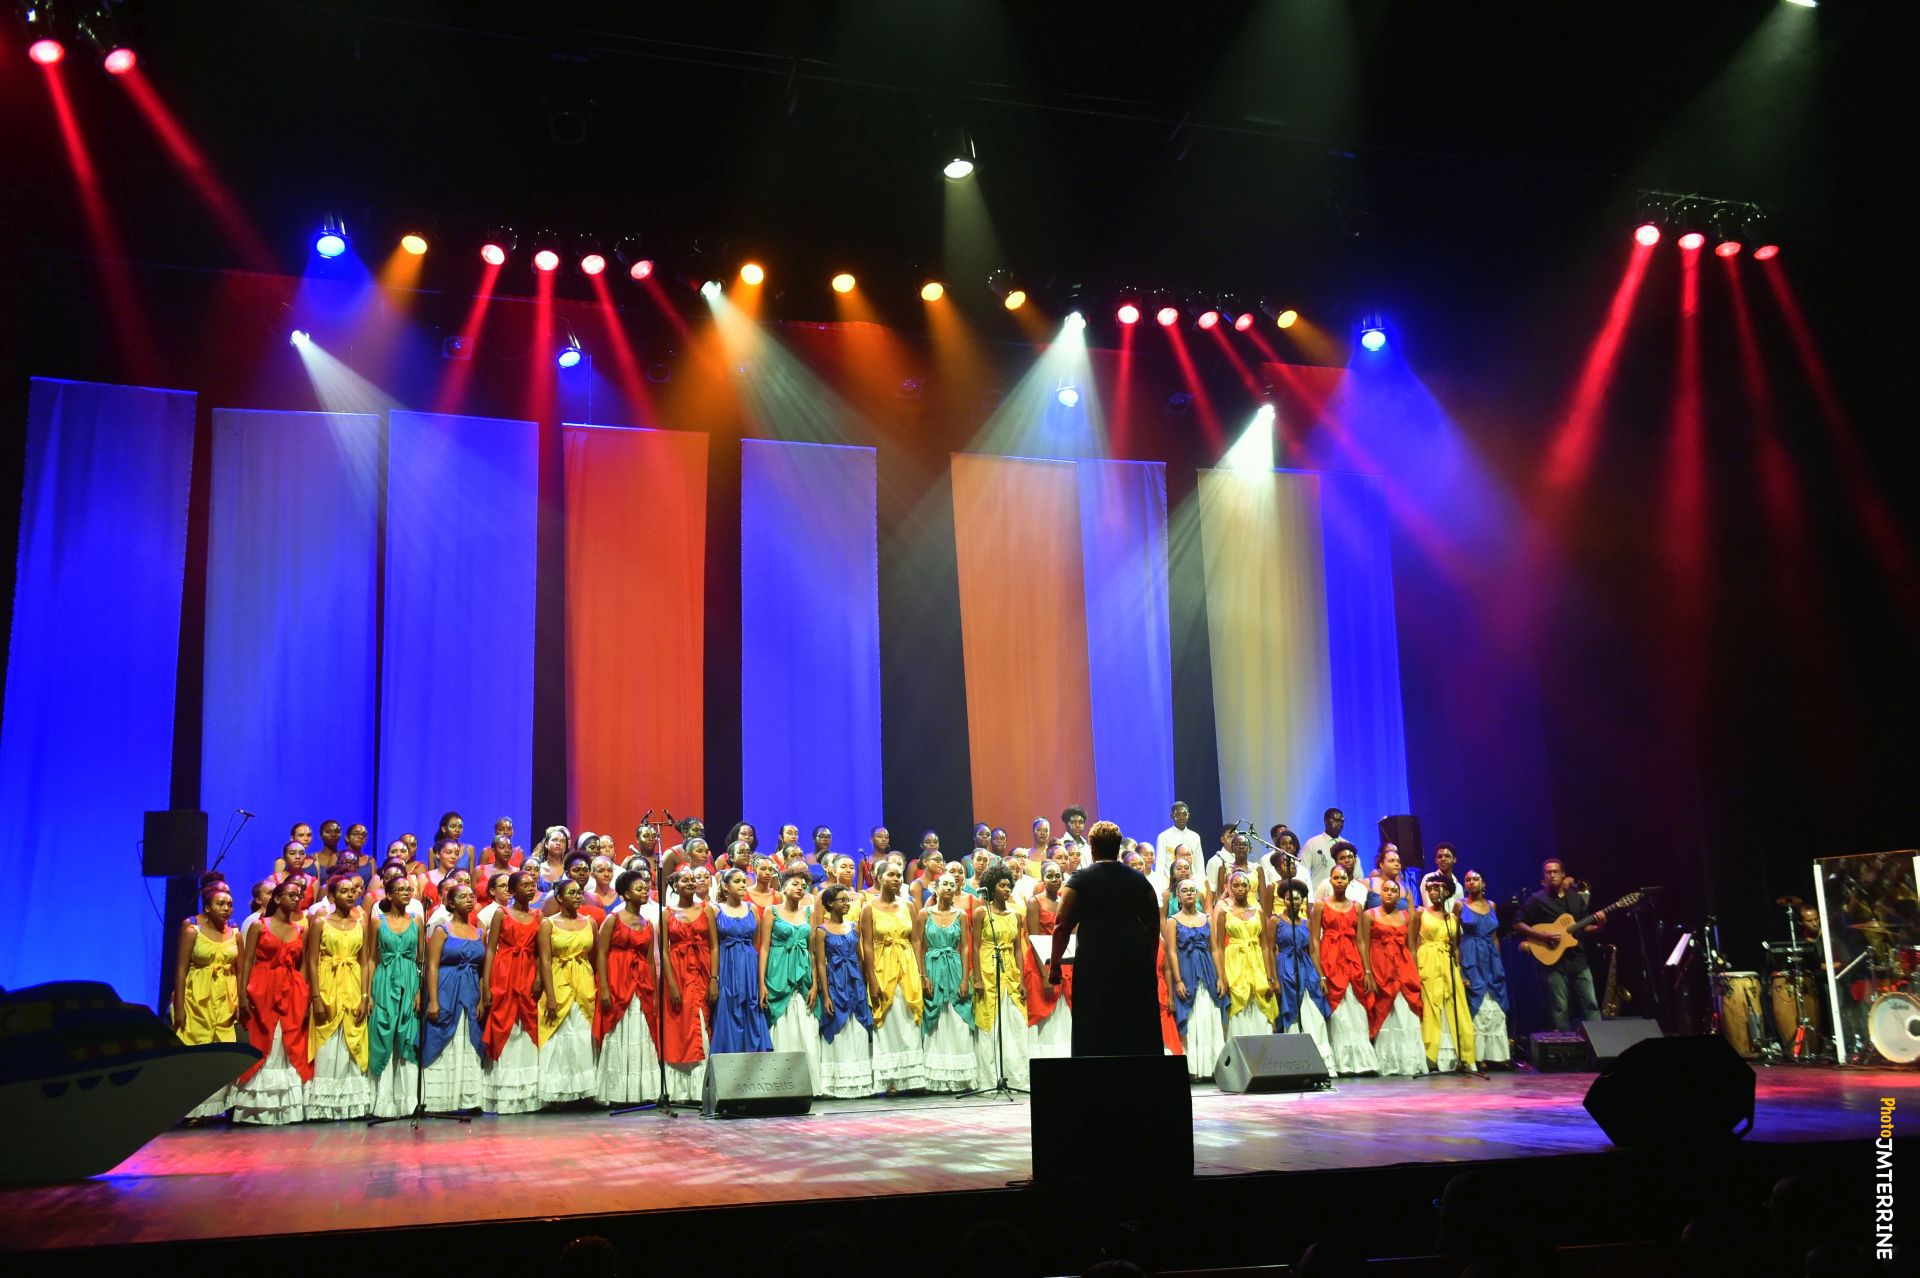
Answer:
xmin=1519 ymin=892 xmax=1642 ymax=966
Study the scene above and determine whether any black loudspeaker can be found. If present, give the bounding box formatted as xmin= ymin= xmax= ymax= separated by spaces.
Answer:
xmin=702 ymin=1050 xmax=813 ymax=1117
xmin=1526 ymin=1031 xmax=1591 ymax=1071
xmin=1214 ymin=1032 xmax=1331 ymax=1093
xmin=1583 ymin=1035 xmax=1755 ymax=1149
xmin=142 ymin=810 xmax=207 ymax=878
xmin=1376 ymin=813 xmax=1424 ymax=871
xmin=1031 ymin=1055 xmax=1192 ymax=1184
xmin=1578 ymin=1016 xmax=1664 ymax=1067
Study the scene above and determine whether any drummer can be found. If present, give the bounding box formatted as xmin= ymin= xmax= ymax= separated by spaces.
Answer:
xmin=1800 ymin=900 xmax=1874 ymax=1060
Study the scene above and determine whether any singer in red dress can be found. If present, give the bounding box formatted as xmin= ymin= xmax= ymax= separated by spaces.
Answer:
xmin=660 ymin=869 xmax=719 ymax=1103
xmin=482 ymin=871 xmax=543 ymax=1113
xmin=231 ymin=877 xmax=313 ymax=1124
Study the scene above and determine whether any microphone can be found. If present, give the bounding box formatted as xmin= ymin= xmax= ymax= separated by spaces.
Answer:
xmin=237 ymin=808 xmax=256 ymax=818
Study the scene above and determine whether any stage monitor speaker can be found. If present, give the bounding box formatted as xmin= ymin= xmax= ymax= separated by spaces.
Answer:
xmin=142 ymin=810 xmax=207 ymax=878
xmin=702 ymin=1050 xmax=812 ymax=1118
xmin=1031 ymin=1055 xmax=1191 ymax=1185
xmin=1376 ymin=813 xmax=1424 ymax=870
xmin=1525 ymin=1031 xmax=1590 ymax=1071
xmin=1583 ymin=1035 xmax=1755 ymax=1149
xmin=1214 ymin=1032 xmax=1331 ymax=1093
xmin=1579 ymin=1016 xmax=1663 ymax=1067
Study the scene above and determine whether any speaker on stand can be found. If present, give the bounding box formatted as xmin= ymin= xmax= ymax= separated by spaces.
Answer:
xmin=145 ymin=811 xmax=208 ymax=1013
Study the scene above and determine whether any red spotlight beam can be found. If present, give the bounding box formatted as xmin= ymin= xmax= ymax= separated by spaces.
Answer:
xmin=1721 ymin=259 xmax=1805 ymax=543
xmin=1663 ymin=245 xmax=1708 ymax=604
xmin=1163 ymin=326 xmax=1222 ymax=448
xmin=526 ymin=268 xmax=557 ymax=424
xmin=432 ymin=260 xmax=502 ymax=414
xmin=1539 ymin=241 xmax=1655 ymax=497
xmin=588 ymin=274 xmax=658 ymax=425
xmin=1204 ymin=325 xmax=1266 ymax=397
xmin=117 ymin=68 xmax=279 ymax=274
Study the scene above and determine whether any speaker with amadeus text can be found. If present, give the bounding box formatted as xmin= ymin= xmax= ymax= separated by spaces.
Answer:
xmin=702 ymin=1050 xmax=812 ymax=1117
xmin=1582 ymin=1034 xmax=1755 ymax=1149
xmin=1214 ymin=1032 xmax=1331 ymax=1093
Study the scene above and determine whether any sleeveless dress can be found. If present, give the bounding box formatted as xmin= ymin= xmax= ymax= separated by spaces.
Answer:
xmin=307 ymin=919 xmax=373 ymax=1120
xmin=538 ymin=921 xmax=598 ymax=1103
xmin=662 ymin=908 xmax=713 ymax=1103
xmin=869 ymin=902 xmax=926 ymax=1091
xmin=764 ymin=909 xmax=821 ymax=1090
xmin=972 ymin=908 xmax=1029 ymax=1089
xmin=422 ymin=928 xmax=486 ymax=1111
xmin=1023 ymin=894 xmax=1074 ymax=1059
xmin=232 ymin=922 xmax=311 ymax=1124
xmin=1155 ymin=947 xmax=1183 ymax=1057
xmin=181 ymin=924 xmax=240 ymax=1118
xmin=1221 ymin=910 xmax=1278 ymax=1036
xmin=1172 ymin=917 xmax=1225 ymax=1078
xmin=1364 ymin=908 xmax=1426 ymax=1076
xmin=817 ymin=925 xmax=875 ymax=1097
xmin=483 ymin=911 xmax=543 ymax=1114
xmin=1272 ymin=913 xmax=1333 ymax=1066
xmin=1317 ymin=904 xmax=1378 ymax=1076
xmin=596 ymin=913 xmax=661 ymax=1104
xmin=1459 ymin=902 xmax=1512 ymax=1063
xmin=710 ymin=906 xmax=772 ymax=1055
xmin=1417 ymin=909 xmax=1475 ymax=1070
xmin=921 ymin=912 xmax=976 ymax=1092
xmin=368 ymin=914 xmax=421 ymax=1118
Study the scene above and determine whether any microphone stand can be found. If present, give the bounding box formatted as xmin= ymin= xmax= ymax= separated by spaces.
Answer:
xmin=1439 ymin=885 xmax=1485 ymax=1079
xmin=1243 ymin=825 xmax=1308 ymax=1043
xmin=954 ymin=905 xmax=1026 ymax=1100
xmin=613 ymin=810 xmax=701 ymax=1119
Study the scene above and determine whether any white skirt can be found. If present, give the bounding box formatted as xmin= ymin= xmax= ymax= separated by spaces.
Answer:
xmin=422 ymin=1013 xmax=485 ymax=1112
xmin=538 ymin=1006 xmax=597 ymax=1103
xmin=306 ymin=1032 xmax=372 ymax=1121
xmin=229 ymin=1026 xmax=304 ymax=1126
xmin=1372 ymin=994 xmax=1427 ymax=1077
xmin=1227 ymin=1004 xmax=1274 ymax=1039
xmin=1326 ymin=994 xmax=1379 ymax=1076
xmin=1029 ymin=1000 xmax=1073 ymax=1060
xmin=1281 ymin=997 xmax=1334 ymax=1072
xmin=484 ymin=1022 xmax=542 ymax=1114
xmin=767 ymin=998 xmax=822 ymax=1097
xmin=1474 ymin=998 xmax=1512 ymax=1063
xmin=872 ymin=983 xmax=926 ymax=1092
xmin=1182 ymin=986 xmax=1227 ymax=1079
xmin=973 ymin=993 xmax=1030 ymax=1090
xmin=596 ymin=998 xmax=662 ymax=1105
xmin=370 ymin=1055 xmax=419 ymax=1118
xmin=818 ymin=1018 xmax=875 ymax=1098
xmin=186 ymin=1082 xmax=231 ymax=1119
xmin=922 ymin=1002 xmax=975 ymax=1092
xmin=664 ymin=1010 xmax=708 ymax=1104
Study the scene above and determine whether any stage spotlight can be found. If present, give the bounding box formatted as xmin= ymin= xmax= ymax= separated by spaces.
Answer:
xmin=400 ymin=234 xmax=429 ymax=257
xmin=700 ymin=280 xmax=722 ymax=300
xmin=1677 ymin=231 xmax=1705 ymax=252
xmin=580 ymin=253 xmax=607 ymax=276
xmin=557 ymin=340 xmax=583 ymax=369
xmin=1196 ymin=310 xmax=1220 ymax=331
xmin=28 ymin=38 xmax=65 ymax=66
xmin=1003 ymin=289 xmax=1027 ymax=311
xmin=1056 ymin=384 xmax=1081 ymax=409
xmin=1714 ymin=240 xmax=1742 ymax=259
xmin=832 ymin=272 xmax=856 ymax=294
xmin=1752 ymin=243 xmax=1780 ymax=261
xmin=102 ymin=47 xmax=136 ymax=75
xmin=480 ymin=227 xmax=515 ymax=266
xmin=1275 ymin=309 xmax=1299 ymax=329
xmin=1116 ymin=303 xmax=1141 ymax=325
xmin=921 ymin=281 xmax=945 ymax=301
xmin=1633 ymin=223 xmax=1662 ymax=247
xmin=942 ymin=124 xmax=977 ymax=180
xmin=1065 ymin=311 xmax=1086 ymax=332
xmin=1156 ymin=305 xmax=1180 ymax=327
xmin=628 ymin=258 xmax=656 ymax=281
xmin=1234 ymin=312 xmax=1256 ymax=332
xmin=1358 ymin=315 xmax=1388 ymax=353
xmin=988 ymin=270 xmax=1027 ymax=311
xmin=480 ymin=242 xmax=507 ymax=266
xmin=533 ymin=249 xmax=560 ymax=272
xmin=314 ymin=216 xmax=348 ymax=259
xmin=740 ymin=262 xmax=765 ymax=286
xmin=944 ymin=157 xmax=975 ymax=181
xmin=289 ymin=329 xmax=311 ymax=347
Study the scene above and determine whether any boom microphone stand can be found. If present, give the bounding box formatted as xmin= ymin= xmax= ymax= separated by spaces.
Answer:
xmin=1242 ymin=824 xmax=1309 ymax=1041
xmin=954 ymin=905 xmax=1027 ymax=1100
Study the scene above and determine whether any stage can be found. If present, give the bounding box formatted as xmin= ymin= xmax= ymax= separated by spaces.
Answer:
xmin=7 ymin=1067 xmax=1906 ymax=1259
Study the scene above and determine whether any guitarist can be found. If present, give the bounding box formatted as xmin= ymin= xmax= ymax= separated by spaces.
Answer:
xmin=1517 ymin=859 xmax=1608 ymax=1030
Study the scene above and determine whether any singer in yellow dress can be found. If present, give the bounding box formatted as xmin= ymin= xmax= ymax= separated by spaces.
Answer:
xmin=970 ymin=864 xmax=1030 ymax=1089
xmin=1415 ymin=879 xmax=1476 ymax=1069
xmin=862 ymin=864 xmax=925 ymax=1092
xmin=1214 ymin=871 xmax=1278 ymax=1035
xmin=306 ymin=878 xmax=372 ymax=1120
xmin=537 ymin=881 xmax=599 ymax=1105
xmin=175 ymin=885 xmax=242 ymax=1119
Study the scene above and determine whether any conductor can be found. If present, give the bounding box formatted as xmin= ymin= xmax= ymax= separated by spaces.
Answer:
xmin=1049 ymin=820 xmax=1163 ymax=1056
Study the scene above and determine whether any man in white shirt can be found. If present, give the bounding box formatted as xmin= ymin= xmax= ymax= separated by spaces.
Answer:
xmin=1059 ymin=806 xmax=1090 ymax=857
xmin=1299 ymin=807 xmax=1346 ymax=890
xmin=1153 ymin=801 xmax=1204 ymax=880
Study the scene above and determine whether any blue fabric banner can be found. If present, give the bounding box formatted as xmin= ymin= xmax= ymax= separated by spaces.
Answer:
xmin=1318 ymin=471 xmax=1412 ymax=828
xmin=1076 ymin=460 xmax=1177 ymax=844
xmin=739 ymin=440 xmax=882 ymax=859
xmin=202 ymin=410 xmax=381 ymax=878
xmin=376 ymin=412 xmax=538 ymax=847
xmin=0 ymin=379 xmax=195 ymax=1000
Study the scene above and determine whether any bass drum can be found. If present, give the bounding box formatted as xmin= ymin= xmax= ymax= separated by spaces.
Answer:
xmin=1867 ymin=991 xmax=1920 ymax=1066
xmin=1716 ymin=971 xmax=1762 ymax=1059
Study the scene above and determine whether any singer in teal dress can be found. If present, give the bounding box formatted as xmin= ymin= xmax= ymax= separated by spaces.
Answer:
xmin=921 ymin=907 xmax=975 ymax=1090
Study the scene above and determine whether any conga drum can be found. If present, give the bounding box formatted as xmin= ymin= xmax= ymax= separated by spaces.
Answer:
xmin=1716 ymin=971 xmax=1761 ymax=1058
xmin=1770 ymin=971 xmax=1823 ymax=1046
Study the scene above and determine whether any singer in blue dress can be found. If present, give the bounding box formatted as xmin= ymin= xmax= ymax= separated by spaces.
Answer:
xmin=1457 ymin=870 xmax=1513 ymax=1064
xmin=422 ymin=885 xmax=488 ymax=1111
xmin=710 ymin=870 xmax=773 ymax=1054
xmin=1164 ymin=880 xmax=1226 ymax=1077
xmin=813 ymin=885 xmax=875 ymax=1097
xmin=1269 ymin=879 xmax=1334 ymax=1065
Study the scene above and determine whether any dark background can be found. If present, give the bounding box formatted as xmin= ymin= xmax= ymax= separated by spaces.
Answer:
xmin=1 ymin=0 xmax=1914 ymax=1027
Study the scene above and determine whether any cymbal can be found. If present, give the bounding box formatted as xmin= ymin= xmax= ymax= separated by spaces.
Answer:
xmin=1847 ymin=920 xmax=1911 ymax=933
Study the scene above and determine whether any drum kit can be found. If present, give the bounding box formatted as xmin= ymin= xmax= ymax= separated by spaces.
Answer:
xmin=1845 ymin=923 xmax=1920 ymax=1067
xmin=1711 ymin=905 xmax=1920 ymax=1067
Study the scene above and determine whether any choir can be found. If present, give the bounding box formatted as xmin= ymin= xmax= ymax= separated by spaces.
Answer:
xmin=168 ymin=803 xmax=1513 ymax=1124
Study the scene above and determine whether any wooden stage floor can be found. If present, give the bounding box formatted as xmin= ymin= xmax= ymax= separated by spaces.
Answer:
xmin=6 ymin=1067 xmax=1908 ymax=1253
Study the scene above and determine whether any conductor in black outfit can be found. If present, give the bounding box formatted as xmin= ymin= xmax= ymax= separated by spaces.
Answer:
xmin=1049 ymin=820 xmax=1163 ymax=1056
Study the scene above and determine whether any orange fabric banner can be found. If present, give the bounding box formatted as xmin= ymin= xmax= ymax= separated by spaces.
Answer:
xmin=562 ymin=425 xmax=708 ymax=839
xmin=950 ymin=454 xmax=1097 ymax=839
